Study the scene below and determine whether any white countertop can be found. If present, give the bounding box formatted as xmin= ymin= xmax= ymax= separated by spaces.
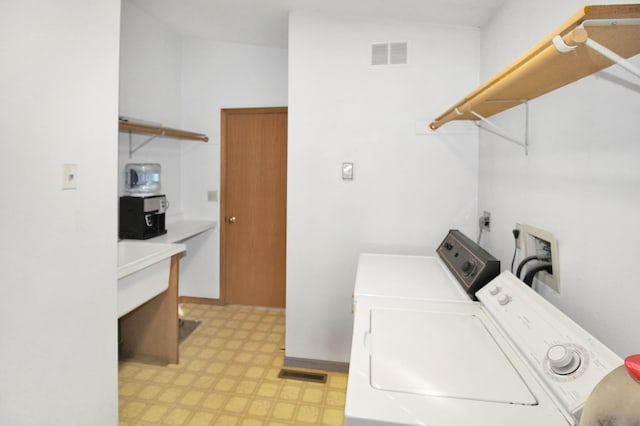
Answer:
xmin=117 ymin=240 xmax=186 ymax=317
xmin=116 ymin=220 xmax=214 ymax=317
xmin=117 ymin=240 xmax=186 ymax=279
xmin=148 ymin=219 xmax=217 ymax=244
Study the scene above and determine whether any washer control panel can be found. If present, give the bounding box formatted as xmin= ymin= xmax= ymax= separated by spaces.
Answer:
xmin=477 ymin=272 xmax=622 ymax=418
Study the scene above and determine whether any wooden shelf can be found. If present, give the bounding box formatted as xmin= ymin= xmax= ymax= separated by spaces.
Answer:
xmin=430 ymin=4 xmax=640 ymax=130
xmin=119 ymin=119 xmax=209 ymax=142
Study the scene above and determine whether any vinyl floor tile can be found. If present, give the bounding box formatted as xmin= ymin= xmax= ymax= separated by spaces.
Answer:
xmin=119 ymin=304 xmax=347 ymax=425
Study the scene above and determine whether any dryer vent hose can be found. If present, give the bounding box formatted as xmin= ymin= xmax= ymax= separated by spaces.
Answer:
xmin=523 ymin=262 xmax=553 ymax=287
xmin=516 ymin=255 xmax=542 ymax=278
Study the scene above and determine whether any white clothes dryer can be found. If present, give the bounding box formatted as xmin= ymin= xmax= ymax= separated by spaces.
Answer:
xmin=353 ymin=229 xmax=500 ymax=307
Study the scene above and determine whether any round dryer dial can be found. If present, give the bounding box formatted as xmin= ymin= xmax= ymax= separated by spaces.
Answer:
xmin=461 ymin=260 xmax=477 ymax=277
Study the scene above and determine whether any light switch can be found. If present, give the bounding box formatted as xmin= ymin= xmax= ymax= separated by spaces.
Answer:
xmin=62 ymin=164 xmax=78 ymax=190
xmin=208 ymin=190 xmax=218 ymax=202
xmin=342 ymin=162 xmax=354 ymax=180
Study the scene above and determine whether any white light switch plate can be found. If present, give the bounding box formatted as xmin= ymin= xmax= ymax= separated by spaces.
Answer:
xmin=342 ymin=162 xmax=354 ymax=180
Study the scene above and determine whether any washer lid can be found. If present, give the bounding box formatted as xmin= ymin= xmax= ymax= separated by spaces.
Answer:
xmin=369 ymin=308 xmax=537 ymax=404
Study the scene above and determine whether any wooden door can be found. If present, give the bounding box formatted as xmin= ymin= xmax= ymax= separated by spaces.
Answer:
xmin=220 ymin=107 xmax=287 ymax=307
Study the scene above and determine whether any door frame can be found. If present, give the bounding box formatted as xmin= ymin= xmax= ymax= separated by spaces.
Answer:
xmin=219 ymin=106 xmax=288 ymax=305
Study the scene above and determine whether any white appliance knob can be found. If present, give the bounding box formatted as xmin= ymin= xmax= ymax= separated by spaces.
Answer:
xmin=547 ymin=345 xmax=581 ymax=375
xmin=497 ymin=294 xmax=511 ymax=305
xmin=489 ymin=285 xmax=501 ymax=295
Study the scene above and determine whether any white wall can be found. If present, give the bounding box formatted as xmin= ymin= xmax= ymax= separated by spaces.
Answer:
xmin=287 ymin=14 xmax=481 ymax=362
xmin=479 ymin=0 xmax=640 ymax=357
xmin=180 ymin=40 xmax=288 ymax=298
xmin=119 ymin=1 xmax=184 ymax=214
xmin=0 ymin=0 xmax=120 ymax=425
xmin=119 ymin=4 xmax=288 ymax=298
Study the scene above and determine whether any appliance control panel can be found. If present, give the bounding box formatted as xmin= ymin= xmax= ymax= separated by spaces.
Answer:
xmin=477 ymin=272 xmax=622 ymax=418
xmin=143 ymin=195 xmax=167 ymax=213
xmin=437 ymin=230 xmax=500 ymax=299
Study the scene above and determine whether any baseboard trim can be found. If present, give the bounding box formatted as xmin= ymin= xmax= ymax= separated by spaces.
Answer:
xmin=179 ymin=296 xmax=223 ymax=305
xmin=283 ymin=356 xmax=349 ymax=374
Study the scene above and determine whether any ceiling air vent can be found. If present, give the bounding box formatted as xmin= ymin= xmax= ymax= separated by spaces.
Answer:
xmin=371 ymin=42 xmax=408 ymax=66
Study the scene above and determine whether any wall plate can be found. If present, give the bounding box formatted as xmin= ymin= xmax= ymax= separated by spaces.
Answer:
xmin=521 ymin=224 xmax=560 ymax=292
xmin=342 ymin=162 xmax=354 ymax=180
xmin=62 ymin=164 xmax=78 ymax=190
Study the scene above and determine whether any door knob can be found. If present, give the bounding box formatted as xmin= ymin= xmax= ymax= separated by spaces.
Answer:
xmin=227 ymin=216 xmax=237 ymax=223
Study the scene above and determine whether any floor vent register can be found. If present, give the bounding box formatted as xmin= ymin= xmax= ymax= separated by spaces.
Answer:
xmin=278 ymin=368 xmax=328 ymax=384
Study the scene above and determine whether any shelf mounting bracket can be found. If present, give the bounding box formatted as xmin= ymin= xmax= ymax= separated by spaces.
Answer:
xmin=128 ymin=131 xmax=163 ymax=158
xmin=553 ymin=18 xmax=640 ymax=80
xmin=552 ymin=35 xmax=578 ymax=53
xmin=461 ymin=101 xmax=529 ymax=155
xmin=581 ymin=36 xmax=640 ymax=80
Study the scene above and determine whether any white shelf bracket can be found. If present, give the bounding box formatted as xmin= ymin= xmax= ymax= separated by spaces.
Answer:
xmin=553 ymin=19 xmax=640 ymax=80
xmin=582 ymin=19 xmax=640 ymax=79
xmin=128 ymin=131 xmax=163 ymax=158
xmin=469 ymin=102 xmax=529 ymax=155
xmin=582 ymin=36 xmax=640 ymax=79
xmin=552 ymin=35 xmax=577 ymax=53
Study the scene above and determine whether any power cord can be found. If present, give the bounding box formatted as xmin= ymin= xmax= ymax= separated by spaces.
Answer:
xmin=510 ymin=228 xmax=520 ymax=273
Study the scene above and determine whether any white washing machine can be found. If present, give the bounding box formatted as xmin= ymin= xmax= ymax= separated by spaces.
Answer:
xmin=345 ymin=271 xmax=622 ymax=426
xmin=353 ymin=229 xmax=500 ymax=306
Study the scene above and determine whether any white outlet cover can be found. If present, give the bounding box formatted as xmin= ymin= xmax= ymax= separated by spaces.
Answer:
xmin=62 ymin=164 xmax=78 ymax=190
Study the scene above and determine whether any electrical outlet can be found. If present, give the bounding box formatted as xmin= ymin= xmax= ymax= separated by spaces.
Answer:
xmin=62 ymin=164 xmax=78 ymax=190
xmin=521 ymin=224 xmax=560 ymax=291
xmin=480 ymin=211 xmax=491 ymax=231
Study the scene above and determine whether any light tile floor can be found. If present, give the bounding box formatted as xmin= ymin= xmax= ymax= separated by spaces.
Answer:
xmin=118 ymin=304 xmax=347 ymax=426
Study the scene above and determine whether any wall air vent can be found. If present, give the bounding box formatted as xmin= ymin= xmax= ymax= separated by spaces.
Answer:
xmin=371 ymin=42 xmax=408 ymax=66
xmin=371 ymin=43 xmax=389 ymax=65
xmin=389 ymin=42 xmax=408 ymax=64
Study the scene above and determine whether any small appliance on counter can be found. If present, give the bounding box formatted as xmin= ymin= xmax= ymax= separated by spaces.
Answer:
xmin=119 ymin=194 xmax=168 ymax=240
xmin=124 ymin=163 xmax=161 ymax=195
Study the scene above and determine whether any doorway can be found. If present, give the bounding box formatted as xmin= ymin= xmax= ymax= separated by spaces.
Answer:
xmin=220 ymin=107 xmax=287 ymax=307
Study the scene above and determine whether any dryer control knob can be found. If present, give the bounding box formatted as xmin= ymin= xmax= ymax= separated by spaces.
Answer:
xmin=498 ymin=294 xmax=511 ymax=305
xmin=547 ymin=345 xmax=581 ymax=375
xmin=489 ymin=285 xmax=501 ymax=295
xmin=461 ymin=260 xmax=477 ymax=277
